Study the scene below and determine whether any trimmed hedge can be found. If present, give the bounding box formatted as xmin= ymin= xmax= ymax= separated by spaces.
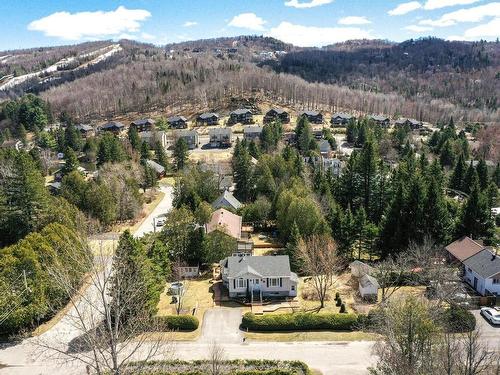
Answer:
xmin=241 ymin=312 xmax=359 ymax=331
xmin=153 ymin=315 xmax=199 ymax=331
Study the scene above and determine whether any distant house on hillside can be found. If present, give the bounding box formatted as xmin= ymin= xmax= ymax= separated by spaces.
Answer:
xmin=196 ymin=112 xmax=220 ymax=126
xmin=167 ymin=116 xmax=188 ymax=129
xmin=369 ymin=115 xmax=390 ymax=127
xmin=130 ymin=118 xmax=155 ymax=132
xmin=205 ymin=208 xmax=242 ymax=240
xmin=395 ymin=118 xmax=422 ymax=130
xmin=229 ymin=109 xmax=253 ymax=125
xmin=139 ymin=131 xmax=169 ymax=148
xmin=299 ymin=110 xmax=323 ymax=124
xmin=303 ymin=156 xmax=342 ymax=176
xmin=174 ymin=129 xmax=198 ymax=149
xmin=331 ymin=113 xmax=354 ymax=126
xmin=220 ymin=255 xmax=298 ymax=299
xmin=100 ymin=121 xmax=125 ymax=134
xmin=264 ymin=108 xmax=290 ymax=124
xmin=145 ymin=159 xmax=165 ymax=178
xmin=318 ymin=139 xmax=332 ymax=157
xmin=212 ymin=190 xmax=242 ymax=211
xmin=76 ymin=124 xmax=95 ymax=138
xmin=209 ymin=127 xmax=232 ymax=148
xmin=243 ymin=125 xmax=263 ymax=141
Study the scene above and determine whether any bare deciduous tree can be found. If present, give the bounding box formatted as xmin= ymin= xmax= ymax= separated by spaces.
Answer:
xmin=35 ymin=239 xmax=173 ymax=375
xmin=208 ymin=340 xmax=225 ymax=375
xmin=298 ymin=234 xmax=341 ymax=309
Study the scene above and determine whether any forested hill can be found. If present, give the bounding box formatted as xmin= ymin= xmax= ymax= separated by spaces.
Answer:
xmin=262 ymin=38 xmax=499 ymax=111
xmin=0 ymin=36 xmax=498 ymax=124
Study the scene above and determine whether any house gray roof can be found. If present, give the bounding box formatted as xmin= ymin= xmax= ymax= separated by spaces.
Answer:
xmin=231 ymin=108 xmax=252 ymax=115
xmin=359 ymin=274 xmax=380 ymax=288
xmin=212 ymin=190 xmax=242 ymax=210
xmin=175 ymin=129 xmax=198 ymax=137
xmin=198 ymin=112 xmax=219 ymax=120
xmin=209 ymin=127 xmax=232 ymax=136
xmin=463 ymin=249 xmax=500 ymax=278
xmin=131 ymin=118 xmax=155 ymax=126
xmin=101 ymin=121 xmax=125 ymax=130
xmin=224 ymin=255 xmax=292 ymax=279
xmin=370 ymin=115 xmax=389 ymax=122
xmin=146 ymin=159 xmax=165 ymax=174
xmin=244 ymin=125 xmax=263 ymax=134
xmin=267 ymin=108 xmax=287 ymax=115
xmin=395 ymin=118 xmax=421 ymax=126
xmin=332 ymin=113 xmax=353 ymax=120
xmin=167 ymin=115 xmax=187 ymax=123
xmin=319 ymin=140 xmax=331 ymax=153
xmin=300 ymin=110 xmax=321 ymax=117
xmin=76 ymin=124 xmax=93 ymax=132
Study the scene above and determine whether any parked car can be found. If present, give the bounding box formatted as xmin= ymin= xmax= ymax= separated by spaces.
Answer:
xmin=156 ymin=217 xmax=166 ymax=227
xmin=480 ymin=307 xmax=500 ymax=325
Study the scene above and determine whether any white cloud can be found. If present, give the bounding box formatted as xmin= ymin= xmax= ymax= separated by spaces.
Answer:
xmin=267 ymin=22 xmax=372 ymax=47
xmin=405 ymin=25 xmax=434 ymax=32
xmin=388 ymin=1 xmax=422 ymax=15
xmin=183 ymin=21 xmax=198 ymax=27
xmin=419 ymin=2 xmax=500 ymax=27
xmin=447 ymin=17 xmax=500 ymax=40
xmin=228 ymin=13 xmax=266 ymax=31
xmin=140 ymin=32 xmax=155 ymax=41
xmin=28 ymin=6 xmax=151 ymax=40
xmin=423 ymin=0 xmax=480 ymax=10
xmin=284 ymin=0 xmax=334 ymax=9
xmin=338 ymin=16 xmax=371 ymax=25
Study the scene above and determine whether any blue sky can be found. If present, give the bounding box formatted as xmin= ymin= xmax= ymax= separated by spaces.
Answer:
xmin=0 ymin=0 xmax=499 ymax=50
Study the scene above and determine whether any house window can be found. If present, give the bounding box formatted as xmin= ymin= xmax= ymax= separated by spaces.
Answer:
xmin=291 ymin=285 xmax=295 ymax=291
xmin=269 ymin=278 xmax=279 ymax=287
xmin=493 ymin=279 xmax=500 ymax=285
xmin=237 ymin=278 xmax=246 ymax=288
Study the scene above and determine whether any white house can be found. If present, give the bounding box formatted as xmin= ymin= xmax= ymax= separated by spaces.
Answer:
xmin=220 ymin=255 xmax=298 ymax=300
xmin=463 ymin=249 xmax=500 ymax=296
xmin=359 ymin=274 xmax=379 ymax=300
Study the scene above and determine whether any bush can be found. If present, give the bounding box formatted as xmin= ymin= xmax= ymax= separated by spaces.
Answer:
xmin=241 ymin=312 xmax=359 ymax=331
xmin=442 ymin=305 xmax=476 ymax=333
xmin=154 ymin=315 xmax=199 ymax=331
xmin=336 ymin=298 xmax=342 ymax=307
xmin=339 ymin=303 xmax=346 ymax=313
xmin=335 ymin=292 xmax=340 ymax=301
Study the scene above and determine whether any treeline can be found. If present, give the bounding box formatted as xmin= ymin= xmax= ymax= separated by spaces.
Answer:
xmin=264 ymin=38 xmax=499 ymax=111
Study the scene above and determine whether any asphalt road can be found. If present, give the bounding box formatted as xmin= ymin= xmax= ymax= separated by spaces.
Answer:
xmin=472 ymin=309 xmax=500 ymax=349
xmin=134 ymin=185 xmax=174 ymax=238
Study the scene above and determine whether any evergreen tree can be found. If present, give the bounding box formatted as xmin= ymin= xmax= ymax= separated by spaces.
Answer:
xmin=424 ymin=177 xmax=450 ymax=244
xmin=457 ymin=179 xmax=495 ymax=243
xmin=62 ymin=148 xmax=79 ymax=176
xmin=285 ymin=221 xmax=303 ymax=272
xmin=339 ymin=206 xmax=355 ymax=258
xmin=346 ymin=119 xmax=358 ymax=144
xmin=233 ymin=144 xmax=253 ymax=202
xmin=173 ymin=138 xmax=188 ymax=171
xmin=354 ymin=207 xmax=367 ymax=259
xmin=493 ymin=163 xmax=500 ymax=188
xmin=140 ymin=140 xmax=150 ymax=160
xmin=128 ymin=126 xmax=141 ymax=150
xmin=154 ymin=140 xmax=168 ymax=168
xmin=358 ymin=141 xmax=378 ymax=215
xmin=110 ymin=231 xmax=160 ymax=322
xmin=296 ymin=116 xmax=313 ymax=154
xmin=439 ymin=139 xmax=455 ymax=167
xmin=476 ymin=158 xmax=489 ymax=190
xmin=462 ymin=162 xmax=478 ymax=194
xmin=449 ymin=153 xmax=466 ymax=191
xmin=248 ymin=140 xmax=261 ymax=159
xmin=64 ymin=123 xmax=82 ymax=151
xmin=378 ymin=183 xmax=406 ymax=258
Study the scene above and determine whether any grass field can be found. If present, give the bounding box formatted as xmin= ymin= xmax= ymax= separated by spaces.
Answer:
xmin=244 ymin=330 xmax=379 ymax=342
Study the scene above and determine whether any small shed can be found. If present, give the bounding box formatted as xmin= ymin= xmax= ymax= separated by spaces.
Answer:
xmin=359 ymin=274 xmax=379 ymax=300
xmin=349 ymin=260 xmax=373 ymax=278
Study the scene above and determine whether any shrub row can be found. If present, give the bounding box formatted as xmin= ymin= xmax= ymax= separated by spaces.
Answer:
xmin=153 ymin=315 xmax=199 ymax=331
xmin=241 ymin=312 xmax=359 ymax=331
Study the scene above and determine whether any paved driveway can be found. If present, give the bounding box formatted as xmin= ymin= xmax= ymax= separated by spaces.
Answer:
xmin=134 ymin=185 xmax=173 ymax=238
xmin=199 ymin=307 xmax=243 ymax=343
xmin=472 ymin=310 xmax=500 ymax=350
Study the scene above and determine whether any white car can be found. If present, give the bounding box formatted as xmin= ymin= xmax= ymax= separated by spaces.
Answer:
xmin=155 ymin=218 xmax=166 ymax=227
xmin=480 ymin=307 xmax=500 ymax=325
